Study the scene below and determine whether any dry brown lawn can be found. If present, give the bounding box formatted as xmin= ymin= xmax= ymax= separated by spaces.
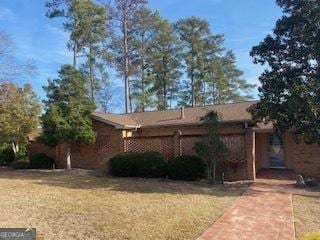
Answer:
xmin=0 ymin=169 xmax=246 ymax=240
xmin=293 ymin=193 xmax=320 ymax=240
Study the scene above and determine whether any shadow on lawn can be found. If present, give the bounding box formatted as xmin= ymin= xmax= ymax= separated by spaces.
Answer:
xmin=0 ymin=168 xmax=248 ymax=197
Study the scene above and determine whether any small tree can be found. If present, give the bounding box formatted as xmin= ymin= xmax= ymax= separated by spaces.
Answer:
xmin=194 ymin=111 xmax=227 ymax=184
xmin=41 ymin=65 xmax=96 ymax=169
xmin=0 ymin=83 xmax=41 ymax=158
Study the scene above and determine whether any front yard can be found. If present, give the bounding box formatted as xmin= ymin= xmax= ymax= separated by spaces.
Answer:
xmin=0 ymin=169 xmax=246 ymax=240
xmin=293 ymin=193 xmax=320 ymax=240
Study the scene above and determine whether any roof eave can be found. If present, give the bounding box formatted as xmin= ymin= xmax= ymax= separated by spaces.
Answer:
xmin=140 ymin=119 xmax=254 ymax=129
xmin=91 ymin=115 xmax=141 ymax=130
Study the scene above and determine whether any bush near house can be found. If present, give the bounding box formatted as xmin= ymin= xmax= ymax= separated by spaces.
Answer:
xmin=29 ymin=153 xmax=54 ymax=169
xmin=0 ymin=145 xmax=15 ymax=166
xmin=110 ymin=152 xmax=140 ymax=177
xmin=134 ymin=152 xmax=167 ymax=178
xmin=11 ymin=156 xmax=30 ymax=169
xmin=110 ymin=152 xmax=168 ymax=178
xmin=168 ymin=155 xmax=206 ymax=181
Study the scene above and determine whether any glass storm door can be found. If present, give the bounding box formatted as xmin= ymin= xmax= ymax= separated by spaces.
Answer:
xmin=269 ymin=133 xmax=285 ymax=168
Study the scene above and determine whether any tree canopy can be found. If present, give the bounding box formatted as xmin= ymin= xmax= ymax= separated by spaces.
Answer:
xmin=45 ymin=0 xmax=256 ymax=113
xmin=41 ymin=65 xmax=96 ymax=148
xmin=0 ymin=83 xmax=41 ymax=156
xmin=250 ymin=0 xmax=320 ymax=143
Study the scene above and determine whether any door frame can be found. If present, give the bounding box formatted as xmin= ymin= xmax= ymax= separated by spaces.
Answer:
xmin=268 ymin=132 xmax=287 ymax=169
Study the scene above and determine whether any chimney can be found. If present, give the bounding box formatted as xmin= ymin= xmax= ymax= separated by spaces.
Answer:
xmin=180 ymin=107 xmax=185 ymax=119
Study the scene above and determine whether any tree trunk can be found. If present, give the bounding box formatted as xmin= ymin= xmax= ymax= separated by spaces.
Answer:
xmin=11 ymin=142 xmax=19 ymax=159
xmin=129 ymin=85 xmax=133 ymax=113
xmin=89 ymin=45 xmax=95 ymax=102
xmin=212 ymin=83 xmax=216 ymax=105
xmin=213 ymin=159 xmax=216 ymax=184
xmin=203 ymin=81 xmax=206 ymax=106
xmin=163 ymin=85 xmax=166 ymax=110
xmin=191 ymin=41 xmax=196 ymax=107
xmin=141 ymin=35 xmax=145 ymax=112
xmin=123 ymin=14 xmax=130 ymax=113
xmin=163 ymin=58 xmax=167 ymax=109
xmin=66 ymin=143 xmax=72 ymax=170
xmin=191 ymin=67 xmax=195 ymax=107
xmin=73 ymin=42 xmax=77 ymax=68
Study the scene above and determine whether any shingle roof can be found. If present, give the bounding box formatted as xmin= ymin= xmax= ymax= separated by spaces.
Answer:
xmin=92 ymin=101 xmax=257 ymax=129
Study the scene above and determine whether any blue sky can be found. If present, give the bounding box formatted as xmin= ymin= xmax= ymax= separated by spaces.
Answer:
xmin=0 ymin=0 xmax=282 ymax=112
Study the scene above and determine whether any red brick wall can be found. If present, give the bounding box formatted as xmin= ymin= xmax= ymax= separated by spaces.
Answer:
xmin=124 ymin=131 xmax=251 ymax=181
xmin=285 ymin=133 xmax=320 ymax=178
xmin=28 ymin=141 xmax=56 ymax=161
xmin=69 ymin=120 xmax=123 ymax=170
xmin=28 ymin=121 xmax=257 ymax=181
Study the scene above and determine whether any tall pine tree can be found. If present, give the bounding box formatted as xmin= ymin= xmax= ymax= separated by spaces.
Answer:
xmin=131 ymin=8 xmax=162 ymax=112
xmin=176 ymin=17 xmax=255 ymax=107
xmin=109 ymin=0 xmax=147 ymax=113
xmin=149 ymin=20 xmax=183 ymax=110
xmin=46 ymin=0 xmax=108 ymax=102
xmin=175 ymin=17 xmax=211 ymax=107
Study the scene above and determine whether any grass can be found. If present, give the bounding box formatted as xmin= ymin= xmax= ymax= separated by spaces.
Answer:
xmin=0 ymin=169 xmax=246 ymax=240
xmin=293 ymin=193 xmax=320 ymax=240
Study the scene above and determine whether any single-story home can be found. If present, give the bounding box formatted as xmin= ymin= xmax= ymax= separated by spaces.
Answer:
xmin=29 ymin=101 xmax=320 ymax=180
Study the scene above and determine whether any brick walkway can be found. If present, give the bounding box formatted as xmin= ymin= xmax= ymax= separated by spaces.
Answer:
xmin=197 ymin=170 xmax=296 ymax=240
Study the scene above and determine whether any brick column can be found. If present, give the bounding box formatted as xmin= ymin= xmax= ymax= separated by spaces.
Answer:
xmin=245 ymin=128 xmax=256 ymax=180
xmin=173 ymin=130 xmax=182 ymax=158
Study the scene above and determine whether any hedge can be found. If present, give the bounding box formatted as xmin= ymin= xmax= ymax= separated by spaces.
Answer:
xmin=0 ymin=146 xmax=15 ymax=166
xmin=134 ymin=152 xmax=167 ymax=178
xmin=110 ymin=152 xmax=167 ymax=178
xmin=11 ymin=156 xmax=30 ymax=169
xmin=29 ymin=153 xmax=54 ymax=169
xmin=168 ymin=155 xmax=206 ymax=181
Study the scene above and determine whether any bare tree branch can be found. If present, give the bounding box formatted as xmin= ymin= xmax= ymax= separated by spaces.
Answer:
xmin=0 ymin=31 xmax=37 ymax=81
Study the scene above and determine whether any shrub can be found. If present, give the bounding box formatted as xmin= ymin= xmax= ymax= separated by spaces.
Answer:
xmin=29 ymin=153 xmax=54 ymax=169
xmin=0 ymin=146 xmax=15 ymax=166
xmin=168 ymin=155 xmax=206 ymax=181
xmin=110 ymin=152 xmax=140 ymax=177
xmin=134 ymin=152 xmax=167 ymax=178
xmin=110 ymin=152 xmax=167 ymax=178
xmin=11 ymin=156 xmax=30 ymax=169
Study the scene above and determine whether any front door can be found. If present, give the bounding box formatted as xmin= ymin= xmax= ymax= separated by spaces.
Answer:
xmin=269 ymin=133 xmax=285 ymax=168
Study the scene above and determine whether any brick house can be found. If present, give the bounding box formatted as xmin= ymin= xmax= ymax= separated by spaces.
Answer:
xmin=29 ymin=101 xmax=320 ymax=180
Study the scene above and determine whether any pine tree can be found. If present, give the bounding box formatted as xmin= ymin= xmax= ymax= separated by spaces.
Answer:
xmin=176 ymin=17 xmax=255 ymax=107
xmin=130 ymin=8 xmax=162 ymax=112
xmin=149 ymin=20 xmax=183 ymax=110
xmin=109 ymin=0 xmax=147 ymax=113
xmin=205 ymin=51 xmax=256 ymax=104
xmin=175 ymin=17 xmax=211 ymax=107
xmin=46 ymin=0 xmax=82 ymax=67
xmin=77 ymin=1 xmax=108 ymax=102
xmin=41 ymin=65 xmax=96 ymax=169
xmin=46 ymin=0 xmax=108 ymax=102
